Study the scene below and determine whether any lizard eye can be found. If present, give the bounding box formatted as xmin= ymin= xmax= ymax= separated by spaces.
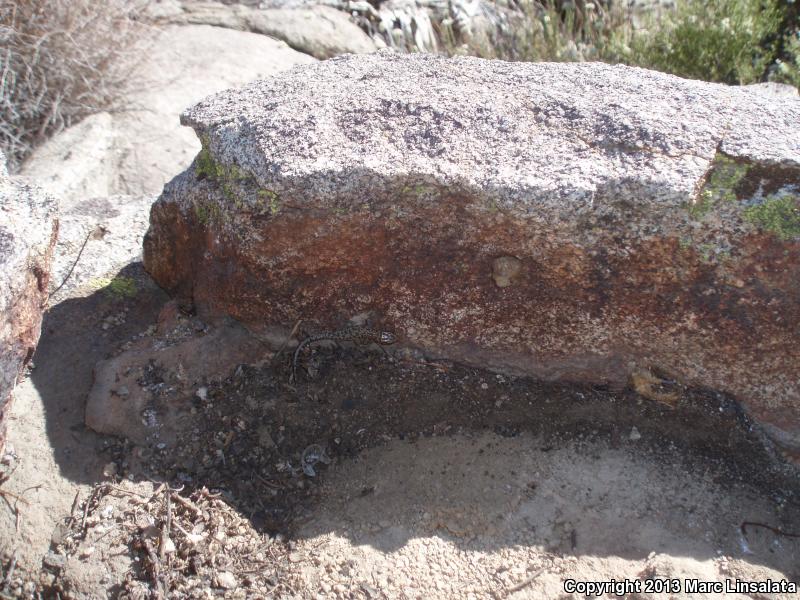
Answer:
xmin=381 ymin=332 xmax=396 ymax=344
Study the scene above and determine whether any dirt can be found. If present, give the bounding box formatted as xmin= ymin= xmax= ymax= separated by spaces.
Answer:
xmin=1 ymin=262 xmax=799 ymax=599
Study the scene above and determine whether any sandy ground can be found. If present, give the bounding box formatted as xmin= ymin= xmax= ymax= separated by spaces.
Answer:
xmin=293 ymin=433 xmax=799 ymax=599
xmin=0 ymin=265 xmax=167 ymax=594
xmin=1 ymin=263 xmax=799 ymax=598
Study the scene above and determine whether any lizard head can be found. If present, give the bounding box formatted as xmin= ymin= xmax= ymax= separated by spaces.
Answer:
xmin=378 ymin=331 xmax=397 ymax=345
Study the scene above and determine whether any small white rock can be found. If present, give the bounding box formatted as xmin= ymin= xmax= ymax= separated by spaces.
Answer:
xmin=162 ymin=536 xmax=176 ymax=554
xmin=629 ymin=426 xmax=642 ymax=441
xmin=216 ymin=571 xmax=237 ymax=589
xmin=196 ymin=386 xmax=208 ymax=400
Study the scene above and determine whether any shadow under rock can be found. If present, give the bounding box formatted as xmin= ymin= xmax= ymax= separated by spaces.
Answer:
xmin=144 ymin=336 xmax=800 ymax=577
xmin=27 ymin=258 xmax=800 ymax=581
xmin=29 ymin=262 xmax=168 ymax=485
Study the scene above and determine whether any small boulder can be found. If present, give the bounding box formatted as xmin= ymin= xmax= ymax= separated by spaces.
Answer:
xmin=163 ymin=2 xmax=378 ymax=59
xmin=48 ymin=194 xmax=154 ymax=303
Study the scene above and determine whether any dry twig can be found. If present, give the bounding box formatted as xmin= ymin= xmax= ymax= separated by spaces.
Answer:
xmin=741 ymin=520 xmax=800 ymax=539
xmin=170 ymin=492 xmax=203 ymax=519
xmin=269 ymin=319 xmax=303 ymax=365
xmin=501 ymin=567 xmax=549 ymax=597
xmin=47 ymin=229 xmax=95 ymax=302
xmin=0 ymin=489 xmax=27 ymax=506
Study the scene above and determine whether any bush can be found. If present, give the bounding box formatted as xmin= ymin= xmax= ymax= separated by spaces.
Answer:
xmin=441 ymin=0 xmax=800 ymax=89
xmin=776 ymin=33 xmax=800 ymax=87
xmin=440 ymin=0 xmax=632 ymax=63
xmin=771 ymin=4 xmax=800 ymax=88
xmin=627 ymin=0 xmax=784 ymax=85
xmin=0 ymin=0 xmax=145 ymax=171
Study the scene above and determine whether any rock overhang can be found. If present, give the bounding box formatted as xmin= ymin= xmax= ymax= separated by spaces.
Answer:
xmin=144 ymin=53 xmax=800 ymax=456
xmin=178 ymin=53 xmax=798 ymax=215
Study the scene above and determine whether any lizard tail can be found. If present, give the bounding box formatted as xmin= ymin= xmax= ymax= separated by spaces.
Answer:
xmin=291 ymin=339 xmax=308 ymax=382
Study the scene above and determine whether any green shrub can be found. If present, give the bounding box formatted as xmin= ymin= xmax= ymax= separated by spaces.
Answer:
xmin=627 ymin=0 xmax=783 ymax=84
xmin=441 ymin=0 xmax=798 ymax=89
xmin=772 ymin=29 xmax=800 ymax=87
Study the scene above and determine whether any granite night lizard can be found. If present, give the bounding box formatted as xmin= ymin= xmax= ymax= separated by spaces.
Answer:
xmin=291 ymin=326 xmax=396 ymax=382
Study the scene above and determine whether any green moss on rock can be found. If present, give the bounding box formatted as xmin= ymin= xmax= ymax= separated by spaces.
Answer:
xmin=194 ymin=201 xmax=222 ymax=226
xmin=195 ymin=143 xmax=253 ymax=184
xmin=744 ymin=194 xmax=800 ymax=240
xmin=689 ymin=154 xmax=750 ymax=218
xmin=195 ymin=147 xmax=225 ymax=180
xmin=93 ymin=276 xmax=138 ymax=299
xmin=257 ymin=189 xmax=281 ymax=215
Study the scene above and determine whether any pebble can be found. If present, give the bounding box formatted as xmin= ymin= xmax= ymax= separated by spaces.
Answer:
xmin=216 ymin=571 xmax=237 ymax=589
xmin=629 ymin=426 xmax=642 ymax=441
xmin=44 ymin=552 xmax=66 ymax=568
xmin=162 ymin=536 xmax=176 ymax=554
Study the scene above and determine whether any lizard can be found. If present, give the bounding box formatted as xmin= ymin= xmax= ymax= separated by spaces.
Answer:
xmin=291 ymin=326 xmax=396 ymax=382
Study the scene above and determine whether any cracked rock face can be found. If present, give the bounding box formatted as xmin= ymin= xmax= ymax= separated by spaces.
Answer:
xmin=144 ymin=53 xmax=800 ymax=453
xmin=0 ymin=151 xmax=58 ymax=453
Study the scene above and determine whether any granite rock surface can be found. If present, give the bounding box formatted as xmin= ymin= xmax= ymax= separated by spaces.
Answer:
xmin=0 ymin=151 xmax=58 ymax=453
xmin=143 ymin=53 xmax=800 ymax=452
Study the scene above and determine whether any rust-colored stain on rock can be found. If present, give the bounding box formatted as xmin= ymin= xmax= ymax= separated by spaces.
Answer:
xmin=144 ymin=182 xmax=800 ymax=452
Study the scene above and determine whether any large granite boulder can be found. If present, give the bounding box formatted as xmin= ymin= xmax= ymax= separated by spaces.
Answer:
xmin=153 ymin=1 xmax=378 ymax=59
xmin=0 ymin=151 xmax=58 ymax=452
xmin=21 ymin=24 xmax=315 ymax=205
xmin=48 ymin=194 xmax=154 ymax=303
xmin=143 ymin=53 xmax=800 ymax=453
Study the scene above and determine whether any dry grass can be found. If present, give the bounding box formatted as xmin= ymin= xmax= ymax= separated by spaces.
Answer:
xmin=438 ymin=0 xmax=634 ymax=63
xmin=0 ymin=0 xmax=147 ymax=171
